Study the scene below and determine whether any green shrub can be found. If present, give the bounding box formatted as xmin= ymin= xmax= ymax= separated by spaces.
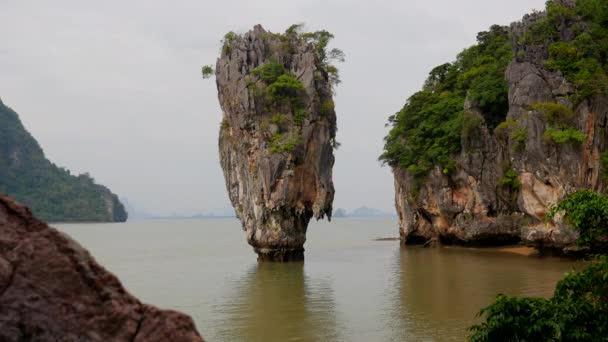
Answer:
xmin=499 ymin=167 xmax=520 ymax=190
xmin=293 ymin=109 xmax=308 ymax=125
xmin=268 ymin=132 xmax=300 ymax=153
xmin=511 ymin=128 xmax=528 ymax=151
xmin=548 ymin=190 xmax=608 ymax=249
xmin=221 ymin=31 xmax=238 ymax=54
xmin=543 ymin=126 xmax=585 ymax=145
xmin=531 ymin=102 xmax=574 ymax=124
xmin=201 ymin=65 xmax=214 ymax=79
xmin=251 ymin=61 xmax=285 ymax=84
xmin=266 ymin=74 xmax=305 ymax=103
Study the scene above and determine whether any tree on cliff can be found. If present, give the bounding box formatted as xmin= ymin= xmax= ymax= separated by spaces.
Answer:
xmin=469 ymin=190 xmax=608 ymax=341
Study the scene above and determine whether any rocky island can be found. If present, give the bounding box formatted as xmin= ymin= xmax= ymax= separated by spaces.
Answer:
xmin=0 ymin=99 xmax=127 ymax=223
xmin=212 ymin=25 xmax=342 ymax=261
xmin=381 ymin=0 xmax=607 ymax=253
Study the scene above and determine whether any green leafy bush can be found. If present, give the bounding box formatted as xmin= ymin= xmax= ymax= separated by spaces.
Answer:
xmin=512 ymin=128 xmax=528 ymax=151
xmin=548 ymin=190 xmax=608 ymax=249
xmin=221 ymin=31 xmax=238 ymax=54
xmin=543 ymin=126 xmax=585 ymax=145
xmin=201 ymin=65 xmax=214 ymax=79
xmin=499 ymin=167 xmax=520 ymax=190
xmin=251 ymin=61 xmax=286 ymax=84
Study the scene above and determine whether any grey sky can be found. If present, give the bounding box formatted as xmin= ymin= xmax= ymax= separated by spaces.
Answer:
xmin=0 ymin=0 xmax=546 ymax=215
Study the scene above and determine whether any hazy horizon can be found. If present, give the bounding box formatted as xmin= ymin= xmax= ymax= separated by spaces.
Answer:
xmin=0 ymin=0 xmax=546 ymax=216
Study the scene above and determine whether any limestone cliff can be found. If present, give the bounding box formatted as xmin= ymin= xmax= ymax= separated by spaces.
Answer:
xmin=385 ymin=0 xmax=607 ymax=253
xmin=215 ymin=25 xmax=340 ymax=260
xmin=0 ymin=194 xmax=203 ymax=341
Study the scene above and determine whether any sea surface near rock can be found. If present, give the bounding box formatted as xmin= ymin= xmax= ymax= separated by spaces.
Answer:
xmin=0 ymin=194 xmax=203 ymax=341
xmin=216 ymin=25 xmax=337 ymax=261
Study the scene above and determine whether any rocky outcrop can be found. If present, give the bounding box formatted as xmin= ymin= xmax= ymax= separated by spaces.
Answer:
xmin=215 ymin=25 xmax=337 ymax=261
xmin=0 ymin=194 xmax=203 ymax=341
xmin=393 ymin=1 xmax=607 ymax=253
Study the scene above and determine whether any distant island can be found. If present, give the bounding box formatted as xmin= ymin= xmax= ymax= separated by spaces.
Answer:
xmin=0 ymin=99 xmax=127 ymax=222
xmin=333 ymin=206 xmax=396 ymax=218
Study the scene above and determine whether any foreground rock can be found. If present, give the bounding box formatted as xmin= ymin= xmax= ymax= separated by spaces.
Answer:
xmin=215 ymin=25 xmax=339 ymax=260
xmin=388 ymin=0 xmax=606 ymax=253
xmin=0 ymin=194 xmax=203 ymax=341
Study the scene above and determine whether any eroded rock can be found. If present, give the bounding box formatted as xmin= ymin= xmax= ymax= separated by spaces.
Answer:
xmin=215 ymin=25 xmax=338 ymax=260
xmin=0 ymin=194 xmax=204 ymax=341
xmin=391 ymin=1 xmax=607 ymax=253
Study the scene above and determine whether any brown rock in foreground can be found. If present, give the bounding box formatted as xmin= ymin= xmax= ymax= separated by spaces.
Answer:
xmin=0 ymin=194 xmax=204 ymax=341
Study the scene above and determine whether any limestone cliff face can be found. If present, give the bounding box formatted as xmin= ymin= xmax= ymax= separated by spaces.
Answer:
xmin=215 ymin=25 xmax=337 ymax=260
xmin=393 ymin=2 xmax=607 ymax=252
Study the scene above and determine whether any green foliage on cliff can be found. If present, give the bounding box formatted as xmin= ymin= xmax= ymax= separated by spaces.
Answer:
xmin=548 ymin=190 xmax=608 ymax=249
xmin=543 ymin=126 xmax=585 ymax=145
xmin=470 ymin=190 xmax=608 ymax=341
xmin=499 ymin=167 xmax=520 ymax=190
xmin=0 ymin=100 xmax=127 ymax=222
xmin=381 ymin=25 xmax=511 ymax=175
xmin=527 ymin=0 xmax=608 ymax=102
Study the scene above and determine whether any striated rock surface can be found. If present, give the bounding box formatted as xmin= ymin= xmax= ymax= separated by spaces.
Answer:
xmin=215 ymin=25 xmax=338 ymax=261
xmin=0 ymin=194 xmax=203 ymax=341
xmin=390 ymin=0 xmax=607 ymax=253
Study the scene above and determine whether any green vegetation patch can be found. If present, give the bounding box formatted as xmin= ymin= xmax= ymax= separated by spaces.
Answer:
xmin=0 ymin=101 xmax=127 ymax=222
xmin=526 ymin=0 xmax=608 ymax=103
xmin=381 ymin=25 xmax=512 ymax=177
xmin=543 ymin=126 xmax=585 ymax=145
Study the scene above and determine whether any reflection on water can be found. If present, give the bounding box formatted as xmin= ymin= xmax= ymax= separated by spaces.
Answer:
xmin=213 ymin=262 xmax=338 ymax=342
xmin=56 ymin=219 xmax=582 ymax=342
xmin=391 ymin=247 xmax=584 ymax=341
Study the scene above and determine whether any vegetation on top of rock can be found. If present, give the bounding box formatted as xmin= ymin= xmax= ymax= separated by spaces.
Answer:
xmin=470 ymin=189 xmax=608 ymax=341
xmin=526 ymin=0 xmax=608 ymax=103
xmin=205 ymin=24 xmax=343 ymax=155
xmin=380 ymin=25 xmax=511 ymax=175
xmin=0 ymin=100 xmax=127 ymax=222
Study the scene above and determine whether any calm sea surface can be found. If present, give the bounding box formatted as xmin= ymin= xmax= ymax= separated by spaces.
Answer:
xmin=56 ymin=218 xmax=582 ymax=342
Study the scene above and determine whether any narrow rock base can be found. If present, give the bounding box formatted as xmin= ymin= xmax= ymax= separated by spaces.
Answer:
xmin=255 ymin=248 xmax=305 ymax=262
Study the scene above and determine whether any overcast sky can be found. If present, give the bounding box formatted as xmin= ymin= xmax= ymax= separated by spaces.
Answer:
xmin=0 ymin=0 xmax=546 ymax=216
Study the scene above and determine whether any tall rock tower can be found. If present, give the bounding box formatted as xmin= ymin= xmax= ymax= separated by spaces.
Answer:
xmin=214 ymin=25 xmax=341 ymax=261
